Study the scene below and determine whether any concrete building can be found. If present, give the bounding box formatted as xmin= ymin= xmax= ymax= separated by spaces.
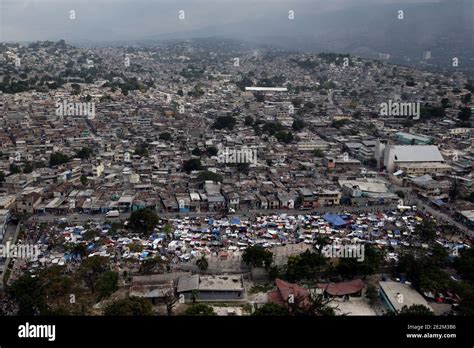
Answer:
xmin=177 ymin=274 xmax=245 ymax=301
xmin=379 ymin=281 xmax=432 ymax=313
xmin=381 ymin=144 xmax=446 ymax=173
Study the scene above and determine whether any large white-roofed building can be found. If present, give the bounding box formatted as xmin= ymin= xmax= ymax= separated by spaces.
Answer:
xmin=382 ymin=144 xmax=448 ymax=174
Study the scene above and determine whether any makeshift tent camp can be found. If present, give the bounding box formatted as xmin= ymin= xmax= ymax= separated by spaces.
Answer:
xmin=322 ymin=213 xmax=348 ymax=227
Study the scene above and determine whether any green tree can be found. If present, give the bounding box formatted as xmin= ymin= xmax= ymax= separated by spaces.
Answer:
xmin=395 ymin=190 xmax=405 ymax=199
xmin=206 ymin=146 xmax=218 ymax=157
xmin=242 ymin=246 xmax=273 ymax=269
xmin=49 ymin=152 xmax=70 ymax=167
xmin=415 ymin=218 xmax=437 ymax=242
xmin=184 ymin=304 xmax=216 ymax=316
xmin=213 ymin=116 xmax=236 ymax=130
xmin=80 ymin=174 xmax=88 ymax=186
xmin=104 ymin=297 xmax=153 ymax=316
xmin=162 ymin=223 xmax=173 ymax=237
xmin=129 ymin=209 xmax=159 ymax=235
xmin=9 ymin=163 xmax=21 ymax=174
xmin=313 ymin=149 xmax=324 ymax=157
xmin=449 ymin=179 xmax=460 ymax=201
xmin=458 ymin=107 xmax=471 ymax=122
xmin=191 ymin=147 xmax=202 ymax=156
xmin=286 ymin=250 xmax=327 ymax=281
xmin=95 ymin=271 xmax=119 ymax=300
xmin=79 ymin=256 xmax=109 ymax=293
xmin=336 ymin=245 xmax=384 ymax=279
xmin=274 ymin=131 xmax=294 ymax=144
xmin=159 ymin=132 xmax=172 ymax=141
xmin=455 ymin=248 xmax=474 ymax=283
xmin=398 ymin=304 xmax=433 ymax=316
xmin=8 ymin=274 xmax=46 ymax=315
xmin=244 ymin=116 xmax=254 ymax=126
xmin=183 ymin=158 xmax=202 ymax=172
xmin=292 ymin=119 xmax=305 ymax=131
xmin=22 ymin=162 xmax=34 ymax=174
xmin=253 ymin=303 xmax=289 ymax=316
xmin=196 ymin=255 xmax=209 ymax=271
xmin=39 ymin=266 xmax=74 ymax=310
xmin=140 ymin=257 xmax=166 ymax=275
xmin=366 ymin=284 xmax=379 ymax=305
xmin=134 ymin=144 xmax=149 ymax=157
xmin=76 ymin=147 xmax=93 ymax=159
xmin=290 ymin=293 xmax=336 ymax=316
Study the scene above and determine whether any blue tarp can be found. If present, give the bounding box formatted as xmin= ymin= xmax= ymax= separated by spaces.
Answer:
xmin=322 ymin=213 xmax=348 ymax=226
xmin=231 ymin=217 xmax=241 ymax=225
xmin=433 ymin=199 xmax=446 ymax=206
xmin=208 ymin=218 xmax=214 ymax=225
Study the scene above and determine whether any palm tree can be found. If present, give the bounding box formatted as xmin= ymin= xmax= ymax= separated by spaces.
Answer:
xmin=196 ymin=255 xmax=208 ymax=271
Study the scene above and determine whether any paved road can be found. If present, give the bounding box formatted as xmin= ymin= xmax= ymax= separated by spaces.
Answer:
xmin=388 ymin=181 xmax=473 ymax=237
xmin=28 ymin=198 xmax=472 ymax=238
xmin=31 ymin=204 xmax=399 ymax=223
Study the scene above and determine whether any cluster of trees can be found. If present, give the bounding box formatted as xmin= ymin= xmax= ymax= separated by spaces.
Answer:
xmin=128 ymin=209 xmax=159 ymax=235
xmin=184 ymin=303 xmax=215 ymax=316
xmin=104 ymin=297 xmax=153 ymax=316
xmin=139 ymin=257 xmax=167 ymax=275
xmin=420 ymin=104 xmax=446 ymax=120
xmin=414 ymin=218 xmax=437 ymax=242
xmin=192 ymin=146 xmax=218 ymax=158
xmin=253 ymin=293 xmax=336 ymax=316
xmin=159 ymin=132 xmax=172 ymax=141
xmin=49 ymin=152 xmax=70 ymax=167
xmin=134 ymin=143 xmax=150 ymax=157
xmin=0 ymin=74 xmax=67 ymax=94
xmin=8 ymin=257 xmax=118 ymax=315
xmin=458 ymin=107 xmax=471 ymax=123
xmin=395 ymin=246 xmax=474 ymax=315
xmin=291 ymin=58 xmax=318 ymax=70
xmin=76 ymin=147 xmax=93 ymax=159
xmin=242 ymin=246 xmax=274 ymax=269
xmin=212 ymin=116 xmax=236 ymax=130
xmin=235 ymin=75 xmax=254 ymax=91
xmin=197 ymin=170 xmax=223 ymax=183
xmin=331 ymin=119 xmax=350 ymax=129
xmin=179 ymin=66 xmax=205 ymax=80
xmin=274 ymin=131 xmax=294 ymax=144
xmin=317 ymin=53 xmax=351 ymax=65
xmin=183 ymin=158 xmax=202 ymax=173
xmin=292 ymin=119 xmax=305 ymax=131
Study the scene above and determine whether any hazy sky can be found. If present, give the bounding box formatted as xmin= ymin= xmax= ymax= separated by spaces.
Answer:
xmin=0 ymin=0 xmax=447 ymax=42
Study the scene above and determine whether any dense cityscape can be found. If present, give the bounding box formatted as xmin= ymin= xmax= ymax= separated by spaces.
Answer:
xmin=0 ymin=0 xmax=473 ymax=345
xmin=0 ymin=38 xmax=472 ymax=319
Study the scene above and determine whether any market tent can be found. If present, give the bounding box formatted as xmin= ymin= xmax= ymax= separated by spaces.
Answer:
xmin=322 ymin=213 xmax=348 ymax=227
xmin=432 ymin=199 xmax=446 ymax=207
